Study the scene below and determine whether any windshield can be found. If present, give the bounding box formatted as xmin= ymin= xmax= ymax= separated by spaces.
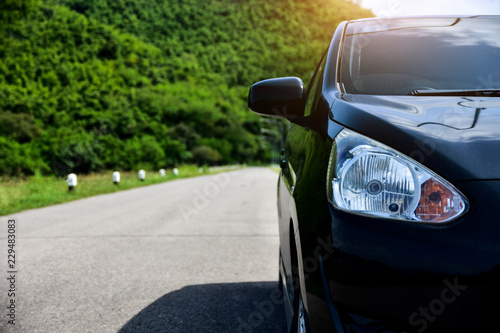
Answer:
xmin=339 ymin=17 xmax=500 ymax=95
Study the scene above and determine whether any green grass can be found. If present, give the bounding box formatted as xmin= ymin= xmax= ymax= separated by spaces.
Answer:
xmin=0 ymin=165 xmax=237 ymax=216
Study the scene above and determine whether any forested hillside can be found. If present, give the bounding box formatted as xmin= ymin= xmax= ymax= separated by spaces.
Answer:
xmin=0 ymin=0 xmax=372 ymax=176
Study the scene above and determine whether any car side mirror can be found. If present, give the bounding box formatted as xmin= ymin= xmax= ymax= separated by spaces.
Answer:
xmin=248 ymin=77 xmax=305 ymax=119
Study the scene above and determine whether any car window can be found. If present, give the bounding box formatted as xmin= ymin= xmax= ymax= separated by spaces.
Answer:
xmin=339 ymin=17 xmax=500 ymax=95
xmin=303 ymin=50 xmax=327 ymax=117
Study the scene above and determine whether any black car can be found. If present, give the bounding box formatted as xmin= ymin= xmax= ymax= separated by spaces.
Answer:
xmin=248 ymin=16 xmax=500 ymax=333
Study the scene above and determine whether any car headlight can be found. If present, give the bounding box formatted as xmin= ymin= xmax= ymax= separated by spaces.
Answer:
xmin=327 ymin=129 xmax=469 ymax=223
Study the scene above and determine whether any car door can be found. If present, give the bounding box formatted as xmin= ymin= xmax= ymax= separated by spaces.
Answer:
xmin=278 ymin=48 xmax=331 ymax=312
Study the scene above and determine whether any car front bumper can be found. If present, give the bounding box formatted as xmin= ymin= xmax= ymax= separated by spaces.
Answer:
xmin=321 ymin=180 xmax=500 ymax=333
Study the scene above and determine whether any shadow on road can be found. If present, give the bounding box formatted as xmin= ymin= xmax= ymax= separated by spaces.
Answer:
xmin=118 ymin=281 xmax=287 ymax=333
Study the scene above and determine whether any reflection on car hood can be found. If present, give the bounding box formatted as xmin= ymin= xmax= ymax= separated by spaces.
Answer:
xmin=331 ymin=94 xmax=500 ymax=181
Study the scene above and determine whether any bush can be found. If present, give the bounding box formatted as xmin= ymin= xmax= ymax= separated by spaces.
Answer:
xmin=39 ymin=130 xmax=104 ymax=176
xmin=0 ymin=112 xmax=43 ymax=143
xmin=0 ymin=137 xmax=48 ymax=176
xmin=192 ymin=145 xmax=222 ymax=166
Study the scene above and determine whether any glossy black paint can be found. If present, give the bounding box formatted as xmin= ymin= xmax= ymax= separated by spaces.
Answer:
xmin=248 ymin=77 xmax=305 ymax=120
xmin=330 ymin=95 xmax=500 ymax=181
xmin=249 ymin=16 xmax=500 ymax=333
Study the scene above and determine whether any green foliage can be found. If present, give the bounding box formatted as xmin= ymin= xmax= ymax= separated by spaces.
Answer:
xmin=192 ymin=145 xmax=223 ymax=166
xmin=0 ymin=0 xmax=372 ymax=176
xmin=45 ymin=0 xmax=373 ymax=85
xmin=51 ymin=131 xmax=104 ymax=174
xmin=0 ymin=0 xmax=40 ymax=23
xmin=0 ymin=112 xmax=43 ymax=143
xmin=0 ymin=137 xmax=48 ymax=176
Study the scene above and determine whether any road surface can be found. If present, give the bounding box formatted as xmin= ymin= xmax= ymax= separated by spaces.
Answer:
xmin=0 ymin=168 xmax=286 ymax=332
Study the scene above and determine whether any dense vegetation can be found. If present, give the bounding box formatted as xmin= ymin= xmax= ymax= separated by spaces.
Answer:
xmin=0 ymin=0 xmax=372 ymax=176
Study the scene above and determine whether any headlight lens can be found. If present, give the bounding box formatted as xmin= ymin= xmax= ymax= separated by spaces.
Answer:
xmin=327 ymin=129 xmax=468 ymax=223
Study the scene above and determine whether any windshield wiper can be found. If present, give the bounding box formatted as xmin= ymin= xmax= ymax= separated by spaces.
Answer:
xmin=410 ymin=89 xmax=500 ymax=97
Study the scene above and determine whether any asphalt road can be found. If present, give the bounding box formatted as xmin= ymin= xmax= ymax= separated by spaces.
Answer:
xmin=0 ymin=168 xmax=286 ymax=333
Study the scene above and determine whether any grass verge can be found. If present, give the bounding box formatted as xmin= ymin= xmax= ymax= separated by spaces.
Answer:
xmin=0 ymin=165 xmax=239 ymax=216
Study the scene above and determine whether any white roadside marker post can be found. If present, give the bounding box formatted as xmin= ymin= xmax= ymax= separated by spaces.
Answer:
xmin=138 ymin=170 xmax=146 ymax=182
xmin=67 ymin=173 xmax=77 ymax=191
xmin=113 ymin=171 xmax=120 ymax=185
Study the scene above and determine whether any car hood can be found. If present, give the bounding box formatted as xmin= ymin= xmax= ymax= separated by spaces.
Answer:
xmin=330 ymin=94 xmax=500 ymax=181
